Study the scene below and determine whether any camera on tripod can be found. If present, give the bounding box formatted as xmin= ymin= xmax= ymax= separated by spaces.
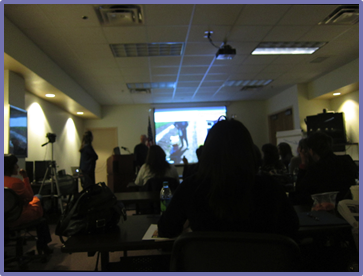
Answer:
xmin=42 ymin=133 xmax=57 ymax=147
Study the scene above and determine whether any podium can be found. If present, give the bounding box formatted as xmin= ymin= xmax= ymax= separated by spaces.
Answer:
xmin=107 ymin=154 xmax=135 ymax=192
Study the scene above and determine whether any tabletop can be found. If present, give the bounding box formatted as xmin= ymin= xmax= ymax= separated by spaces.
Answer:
xmin=61 ymin=215 xmax=173 ymax=254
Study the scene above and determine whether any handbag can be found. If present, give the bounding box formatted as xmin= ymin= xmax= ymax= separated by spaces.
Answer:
xmin=55 ymin=182 xmax=126 ymax=243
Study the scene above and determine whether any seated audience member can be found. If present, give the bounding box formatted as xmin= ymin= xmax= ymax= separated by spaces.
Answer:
xmin=289 ymin=138 xmax=311 ymax=175
xmin=182 ymin=145 xmax=204 ymax=180
xmin=291 ymin=132 xmax=357 ymax=205
xmin=260 ymin=143 xmax=287 ymax=175
xmin=134 ymin=145 xmax=179 ymax=186
xmin=158 ymin=119 xmax=299 ymax=239
xmin=253 ymin=144 xmax=262 ymax=170
xmin=4 ymin=154 xmax=53 ymax=255
xmin=278 ymin=142 xmax=294 ymax=170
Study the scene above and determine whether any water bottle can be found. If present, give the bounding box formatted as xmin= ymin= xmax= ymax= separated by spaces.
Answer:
xmin=160 ymin=182 xmax=172 ymax=213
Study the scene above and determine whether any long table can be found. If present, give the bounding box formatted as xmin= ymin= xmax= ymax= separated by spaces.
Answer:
xmin=115 ymin=191 xmax=160 ymax=205
xmin=61 ymin=208 xmax=351 ymax=271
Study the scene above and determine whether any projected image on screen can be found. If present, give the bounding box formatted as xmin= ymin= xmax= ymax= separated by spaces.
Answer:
xmin=154 ymin=106 xmax=226 ymax=165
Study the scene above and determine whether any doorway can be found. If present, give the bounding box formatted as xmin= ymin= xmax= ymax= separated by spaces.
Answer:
xmin=268 ymin=108 xmax=294 ymax=145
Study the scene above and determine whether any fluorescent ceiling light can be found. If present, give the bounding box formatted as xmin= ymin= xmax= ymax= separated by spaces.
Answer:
xmin=333 ymin=93 xmax=341 ymax=96
xmin=252 ymin=42 xmax=326 ymax=55
xmin=45 ymin=94 xmax=55 ymax=97
xmin=77 ymin=112 xmax=84 ymax=115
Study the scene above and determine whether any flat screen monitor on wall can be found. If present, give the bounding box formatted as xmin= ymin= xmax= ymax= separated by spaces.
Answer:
xmin=305 ymin=111 xmax=346 ymax=152
xmin=154 ymin=106 xmax=227 ymax=165
xmin=9 ymin=105 xmax=28 ymax=158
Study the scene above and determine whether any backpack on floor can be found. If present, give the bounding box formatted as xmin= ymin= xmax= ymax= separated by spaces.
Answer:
xmin=55 ymin=182 xmax=126 ymax=243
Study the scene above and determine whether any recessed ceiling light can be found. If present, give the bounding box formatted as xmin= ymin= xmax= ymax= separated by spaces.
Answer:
xmin=333 ymin=93 xmax=341 ymax=96
xmin=252 ymin=42 xmax=326 ymax=55
xmin=77 ymin=112 xmax=84 ymax=115
xmin=45 ymin=94 xmax=55 ymax=97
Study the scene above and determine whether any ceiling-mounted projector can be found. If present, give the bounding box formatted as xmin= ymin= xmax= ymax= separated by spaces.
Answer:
xmin=216 ymin=45 xmax=236 ymax=60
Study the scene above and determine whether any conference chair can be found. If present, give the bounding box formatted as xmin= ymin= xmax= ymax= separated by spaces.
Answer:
xmin=170 ymin=231 xmax=301 ymax=272
xmin=4 ymin=187 xmax=47 ymax=269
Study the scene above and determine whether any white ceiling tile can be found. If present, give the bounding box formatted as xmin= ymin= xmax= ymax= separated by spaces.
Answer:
xmin=235 ymin=5 xmax=291 ymax=26
xmin=192 ymin=4 xmax=245 ymax=25
xmin=241 ymin=56 xmax=277 ymax=65
xmin=144 ymin=4 xmax=194 ymax=26
xmin=123 ymin=75 xmax=151 ymax=83
xmin=102 ymin=26 xmax=147 ymax=43
xmin=39 ymin=4 xmax=100 ymax=27
xmin=180 ymin=66 xmax=209 ymax=75
xmin=187 ymin=25 xmax=231 ymax=43
xmin=298 ymin=25 xmax=354 ymax=42
xmin=174 ymin=87 xmax=196 ymax=93
xmin=252 ymin=72 xmax=282 ymax=80
xmin=5 ymin=4 xmax=55 ymax=29
xmin=151 ymin=76 xmax=177 ymax=83
xmin=151 ymin=67 xmax=179 ymax=75
xmin=149 ymin=56 xmax=181 ymax=67
xmin=229 ymin=26 xmax=273 ymax=42
xmin=58 ymin=27 xmax=108 ymax=45
xmin=263 ymin=26 xmax=312 ymax=41
xmin=78 ymin=58 xmax=119 ymax=70
xmin=227 ymin=73 xmax=259 ymax=80
xmin=204 ymin=74 xmax=229 ymax=82
xmin=260 ymin=64 xmax=295 ymax=74
xmin=177 ymin=82 xmax=200 ymax=88
xmin=116 ymin=57 xmax=150 ymax=68
xmin=179 ymin=75 xmax=204 ymax=82
xmin=121 ymin=67 xmax=150 ymax=76
xmin=146 ymin=26 xmax=188 ymax=42
xmin=184 ymin=42 xmax=219 ymax=55
xmin=151 ymin=88 xmax=174 ymax=94
xmin=277 ymin=5 xmax=340 ymax=25
xmin=271 ymin=55 xmax=307 ymax=65
xmin=182 ymin=56 xmax=214 ymax=66
xmin=72 ymin=44 xmax=115 ymax=60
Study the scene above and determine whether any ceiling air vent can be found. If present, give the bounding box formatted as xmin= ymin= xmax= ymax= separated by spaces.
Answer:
xmin=240 ymin=85 xmax=265 ymax=91
xmin=95 ymin=5 xmax=143 ymax=26
xmin=319 ymin=5 xmax=359 ymax=25
xmin=129 ymin=88 xmax=151 ymax=94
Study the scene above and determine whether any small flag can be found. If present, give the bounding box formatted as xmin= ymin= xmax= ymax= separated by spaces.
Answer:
xmin=147 ymin=116 xmax=154 ymax=147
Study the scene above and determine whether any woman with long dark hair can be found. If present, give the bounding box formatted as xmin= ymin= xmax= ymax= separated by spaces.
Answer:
xmin=134 ymin=145 xmax=179 ymax=186
xmin=260 ymin=143 xmax=287 ymax=175
xmin=79 ymin=130 xmax=98 ymax=188
xmin=158 ymin=118 xmax=299 ymax=238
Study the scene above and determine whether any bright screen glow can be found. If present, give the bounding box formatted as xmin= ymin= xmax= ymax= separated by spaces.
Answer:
xmin=154 ymin=106 xmax=226 ymax=165
xmin=9 ymin=105 xmax=28 ymax=157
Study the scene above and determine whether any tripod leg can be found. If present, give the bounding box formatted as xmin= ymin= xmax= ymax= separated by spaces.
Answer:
xmin=38 ymin=167 xmax=51 ymax=194
xmin=52 ymin=167 xmax=64 ymax=214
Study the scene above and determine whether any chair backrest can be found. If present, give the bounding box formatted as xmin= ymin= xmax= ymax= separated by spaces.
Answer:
xmin=170 ymin=231 xmax=301 ymax=272
xmin=4 ymin=187 xmax=23 ymax=224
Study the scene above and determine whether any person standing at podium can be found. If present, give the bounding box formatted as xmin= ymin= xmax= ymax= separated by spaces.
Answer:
xmin=79 ymin=131 xmax=98 ymax=188
xmin=134 ymin=134 xmax=149 ymax=172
